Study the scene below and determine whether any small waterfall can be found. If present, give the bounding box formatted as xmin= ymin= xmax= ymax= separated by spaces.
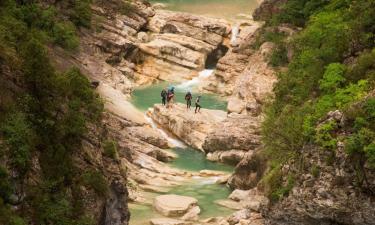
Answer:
xmin=176 ymin=69 xmax=214 ymax=91
xmin=230 ymin=24 xmax=239 ymax=45
xmin=144 ymin=114 xmax=186 ymax=148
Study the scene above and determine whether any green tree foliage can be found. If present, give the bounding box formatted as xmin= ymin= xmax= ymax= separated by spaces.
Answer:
xmin=261 ymin=0 xmax=375 ymax=197
xmin=82 ymin=170 xmax=108 ymax=196
xmin=103 ymin=140 xmax=118 ymax=160
xmin=1 ymin=113 xmax=34 ymax=176
xmin=0 ymin=0 xmax=102 ymax=223
xmin=319 ymin=63 xmax=346 ymax=94
xmin=69 ymin=0 xmax=93 ymax=28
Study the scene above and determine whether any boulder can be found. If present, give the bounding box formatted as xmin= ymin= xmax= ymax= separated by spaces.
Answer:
xmin=148 ymin=10 xmax=230 ymax=40
xmin=125 ymin=126 xmax=169 ymax=149
xmin=227 ymin=209 xmax=251 ymax=225
xmin=153 ymin=195 xmax=199 ymax=217
xmin=228 ymin=151 xmax=268 ymax=190
xmin=215 ymin=199 xmax=243 ymax=210
xmin=227 ymin=98 xmax=246 ymax=114
xmin=202 ymin=114 xmax=262 ymax=153
xmin=181 ymin=206 xmax=201 ymax=221
xmin=150 ymin=218 xmax=193 ymax=225
xmin=253 ymin=0 xmax=287 ymax=21
xmin=149 ymin=104 xmax=227 ymax=150
xmin=199 ymin=170 xmax=228 ymax=177
xmin=138 ymin=39 xmax=206 ymax=70
xmin=207 ymin=150 xmax=247 ymax=165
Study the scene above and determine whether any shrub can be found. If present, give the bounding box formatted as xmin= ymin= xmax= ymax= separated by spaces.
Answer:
xmin=269 ymin=44 xmax=288 ymax=67
xmin=119 ymin=0 xmax=135 ymax=16
xmin=270 ymin=175 xmax=295 ymax=202
xmin=365 ymin=143 xmax=375 ymax=169
xmin=69 ymin=0 xmax=92 ymax=28
xmin=0 ymin=167 xmax=12 ymax=202
xmin=1 ymin=113 xmax=34 ymax=175
xmin=82 ymin=170 xmax=108 ymax=196
xmin=52 ymin=22 xmax=79 ymax=50
xmin=319 ymin=63 xmax=346 ymax=94
xmin=311 ymin=165 xmax=320 ymax=178
xmin=103 ymin=140 xmax=118 ymax=159
xmin=315 ymin=120 xmax=338 ymax=151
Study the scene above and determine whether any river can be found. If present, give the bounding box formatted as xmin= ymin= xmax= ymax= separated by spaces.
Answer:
xmin=129 ymin=0 xmax=260 ymax=224
xmin=150 ymin=0 xmax=260 ymax=21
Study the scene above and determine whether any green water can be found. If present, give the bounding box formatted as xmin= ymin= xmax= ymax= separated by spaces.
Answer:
xmin=131 ymin=81 xmax=227 ymax=111
xmin=151 ymin=0 xmax=259 ymax=21
xmin=129 ymin=148 xmax=234 ymax=224
xmin=170 ymin=147 xmax=233 ymax=172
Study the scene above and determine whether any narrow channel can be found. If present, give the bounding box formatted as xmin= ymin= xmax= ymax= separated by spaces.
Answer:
xmin=129 ymin=73 xmax=234 ymax=224
xmin=129 ymin=0 xmax=260 ymax=224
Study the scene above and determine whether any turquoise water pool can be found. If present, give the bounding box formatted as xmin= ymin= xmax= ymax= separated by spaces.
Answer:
xmin=129 ymin=147 xmax=234 ymax=225
xmin=131 ymin=81 xmax=227 ymax=111
xmin=150 ymin=0 xmax=259 ymax=21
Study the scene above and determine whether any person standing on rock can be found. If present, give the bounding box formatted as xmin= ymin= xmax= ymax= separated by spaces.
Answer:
xmin=185 ymin=91 xmax=192 ymax=109
xmin=167 ymin=86 xmax=175 ymax=108
xmin=195 ymin=96 xmax=201 ymax=113
xmin=161 ymin=88 xmax=167 ymax=106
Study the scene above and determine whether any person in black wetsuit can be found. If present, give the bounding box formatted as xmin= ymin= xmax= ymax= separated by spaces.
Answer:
xmin=195 ymin=96 xmax=201 ymax=113
xmin=167 ymin=87 xmax=175 ymax=108
xmin=185 ymin=91 xmax=192 ymax=109
xmin=161 ymin=88 xmax=167 ymax=106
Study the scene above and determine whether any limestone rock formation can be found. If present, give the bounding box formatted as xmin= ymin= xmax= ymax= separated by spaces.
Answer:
xmin=150 ymin=218 xmax=193 ymax=225
xmin=252 ymin=0 xmax=288 ymax=21
xmin=153 ymin=194 xmax=200 ymax=217
xmin=135 ymin=10 xmax=231 ymax=83
xmin=263 ymin=144 xmax=375 ymax=225
xmin=75 ymin=1 xmax=155 ymax=96
xmin=228 ymin=151 xmax=268 ymax=190
xmin=149 ymin=103 xmax=227 ymax=150
xmin=203 ymin=113 xmax=262 ymax=153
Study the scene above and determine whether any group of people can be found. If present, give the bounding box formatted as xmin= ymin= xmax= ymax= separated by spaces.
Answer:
xmin=161 ymin=87 xmax=201 ymax=113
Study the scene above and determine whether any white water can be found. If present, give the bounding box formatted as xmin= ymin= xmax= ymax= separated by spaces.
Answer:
xmin=176 ymin=69 xmax=214 ymax=91
xmin=230 ymin=25 xmax=239 ymax=45
xmin=144 ymin=114 xmax=187 ymax=148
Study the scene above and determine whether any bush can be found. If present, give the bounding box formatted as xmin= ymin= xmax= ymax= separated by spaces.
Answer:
xmin=269 ymin=44 xmax=288 ymax=67
xmin=270 ymin=175 xmax=295 ymax=202
xmin=52 ymin=22 xmax=79 ymax=50
xmin=311 ymin=165 xmax=320 ymax=178
xmin=103 ymin=140 xmax=118 ymax=159
xmin=82 ymin=170 xmax=108 ymax=196
xmin=0 ymin=167 xmax=12 ymax=202
xmin=0 ymin=198 xmax=26 ymax=225
xmin=319 ymin=63 xmax=346 ymax=94
xmin=119 ymin=0 xmax=135 ymax=16
xmin=69 ymin=0 xmax=92 ymax=28
xmin=1 ymin=113 xmax=34 ymax=175
xmin=315 ymin=120 xmax=338 ymax=151
xmin=252 ymin=29 xmax=286 ymax=49
xmin=261 ymin=166 xmax=295 ymax=202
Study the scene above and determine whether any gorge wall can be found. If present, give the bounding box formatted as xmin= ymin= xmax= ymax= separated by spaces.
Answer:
xmin=2 ymin=0 xmax=374 ymax=225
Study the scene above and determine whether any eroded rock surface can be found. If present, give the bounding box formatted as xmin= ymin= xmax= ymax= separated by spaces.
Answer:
xmin=135 ymin=10 xmax=231 ymax=83
xmin=154 ymin=194 xmax=199 ymax=217
xmin=149 ymin=103 xmax=227 ymax=150
xmin=263 ymin=144 xmax=375 ymax=225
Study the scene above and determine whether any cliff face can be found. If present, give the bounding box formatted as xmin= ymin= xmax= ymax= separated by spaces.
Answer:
xmin=247 ymin=1 xmax=375 ymax=225
xmin=263 ymin=112 xmax=375 ymax=225
xmin=252 ymin=0 xmax=287 ymax=21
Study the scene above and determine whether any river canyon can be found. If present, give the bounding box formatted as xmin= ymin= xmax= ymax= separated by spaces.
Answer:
xmin=76 ymin=0 xmax=275 ymax=224
xmin=2 ymin=0 xmax=374 ymax=225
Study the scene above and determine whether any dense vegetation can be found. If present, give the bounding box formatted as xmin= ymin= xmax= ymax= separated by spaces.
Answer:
xmin=0 ymin=0 xmax=107 ymax=224
xmin=260 ymin=0 xmax=375 ymax=201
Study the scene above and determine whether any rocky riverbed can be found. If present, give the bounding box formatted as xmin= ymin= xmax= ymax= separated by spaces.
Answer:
xmin=53 ymin=0 xmax=279 ymax=224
